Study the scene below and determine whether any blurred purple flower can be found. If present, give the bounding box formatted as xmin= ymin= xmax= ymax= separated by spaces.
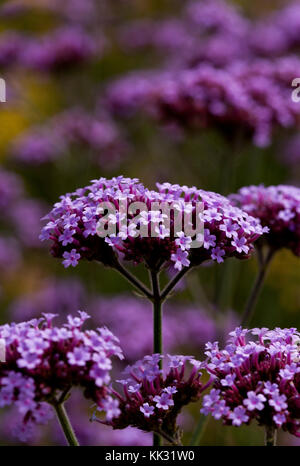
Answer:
xmin=0 ymin=312 xmax=123 ymax=441
xmin=0 ymin=169 xmax=23 ymax=210
xmin=95 ymin=354 xmax=211 ymax=443
xmin=107 ymin=57 xmax=300 ymax=147
xmin=202 ymin=327 xmax=300 ymax=438
xmin=0 ymin=236 xmax=21 ymax=272
xmin=41 ymin=176 xmax=264 ymax=271
xmin=12 ymin=109 xmax=126 ymax=167
xmin=20 ymin=27 xmax=102 ymax=71
xmin=0 ymin=32 xmax=25 ymax=67
xmin=230 ymin=184 xmax=300 ymax=256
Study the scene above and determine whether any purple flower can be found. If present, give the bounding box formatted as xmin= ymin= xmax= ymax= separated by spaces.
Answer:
xmin=175 ymin=231 xmax=192 ymax=250
xmin=269 ymin=393 xmax=288 ymax=412
xmin=0 ymin=236 xmax=21 ymax=272
xmin=219 ymin=219 xmax=239 ymax=239
xmin=231 ymin=237 xmax=249 ymax=254
xmin=263 ymin=382 xmax=279 ymax=396
xmin=59 ymin=229 xmax=75 ymax=246
xmin=20 ymin=27 xmax=100 ymax=72
xmin=95 ymin=354 xmax=210 ymax=440
xmin=100 ymin=397 xmax=121 ymax=422
xmin=17 ymin=353 xmax=41 ymax=370
xmin=0 ymin=168 xmax=23 ymax=210
xmin=107 ymin=57 xmax=300 ymax=147
xmin=89 ymin=365 xmax=110 ymax=388
xmin=164 ymin=386 xmax=178 ymax=395
xmin=202 ymin=326 xmax=300 ymax=437
xmin=211 ymin=247 xmax=225 ymax=263
xmin=67 ymin=347 xmax=90 ymax=366
xmin=201 ymin=389 xmax=220 ymax=415
xmin=273 ymin=413 xmax=287 ymax=427
xmin=0 ymin=312 xmax=123 ymax=441
xmin=220 ymin=374 xmax=236 ymax=387
xmin=140 ymin=403 xmax=155 ymax=418
xmin=41 ymin=177 xmax=264 ymax=271
xmin=203 ymin=229 xmax=216 ymax=249
xmin=229 ymin=406 xmax=249 ymax=426
xmin=128 ymin=383 xmax=142 ymax=394
xmin=171 ymin=249 xmax=190 ymax=270
xmin=230 ymin=184 xmax=300 ymax=257
xmin=153 ymin=393 xmax=174 ymax=410
xmin=12 ymin=109 xmax=126 ymax=167
xmin=62 ymin=249 xmax=81 ymax=268
xmin=279 ymin=363 xmax=300 ymax=380
xmin=243 ymin=391 xmax=266 ymax=411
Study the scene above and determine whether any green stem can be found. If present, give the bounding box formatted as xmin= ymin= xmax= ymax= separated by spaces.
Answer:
xmin=240 ymin=248 xmax=274 ymax=327
xmin=54 ymin=402 xmax=79 ymax=446
xmin=114 ymin=260 xmax=153 ymax=300
xmin=189 ymin=414 xmax=209 ymax=446
xmin=160 ymin=267 xmax=190 ymax=301
xmin=265 ymin=426 xmax=277 ymax=446
xmin=157 ymin=429 xmax=181 ymax=446
xmin=150 ymin=270 xmax=163 ymax=447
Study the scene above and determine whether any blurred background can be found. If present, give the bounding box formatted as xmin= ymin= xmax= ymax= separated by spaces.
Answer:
xmin=0 ymin=0 xmax=299 ymax=446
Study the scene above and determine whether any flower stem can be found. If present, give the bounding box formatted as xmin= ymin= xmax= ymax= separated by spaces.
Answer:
xmin=160 ymin=267 xmax=190 ymax=301
xmin=240 ymin=248 xmax=274 ymax=327
xmin=114 ymin=260 xmax=153 ymax=300
xmin=157 ymin=429 xmax=181 ymax=446
xmin=189 ymin=414 xmax=209 ymax=446
xmin=265 ymin=426 xmax=277 ymax=446
xmin=54 ymin=402 xmax=79 ymax=446
xmin=150 ymin=270 xmax=163 ymax=447
xmin=151 ymin=271 xmax=163 ymax=361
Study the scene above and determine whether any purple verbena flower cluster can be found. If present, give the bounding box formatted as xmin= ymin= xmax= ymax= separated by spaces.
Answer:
xmin=0 ymin=168 xmax=46 ymax=248
xmin=0 ymin=312 xmax=123 ymax=440
xmin=107 ymin=57 xmax=300 ymax=147
xmin=250 ymin=2 xmax=300 ymax=57
xmin=185 ymin=0 xmax=248 ymax=37
xmin=0 ymin=27 xmax=102 ymax=72
xmin=118 ymin=0 xmax=249 ymax=67
xmin=202 ymin=327 xmax=300 ymax=437
xmin=12 ymin=109 xmax=126 ymax=166
xmin=0 ymin=168 xmax=23 ymax=211
xmin=40 ymin=176 xmax=265 ymax=271
xmin=0 ymin=31 xmax=25 ymax=67
xmin=0 ymin=236 xmax=21 ymax=272
xmin=21 ymin=27 xmax=101 ymax=72
xmin=230 ymin=185 xmax=300 ymax=256
xmin=96 ymin=354 xmax=211 ymax=442
xmin=9 ymin=278 xmax=86 ymax=322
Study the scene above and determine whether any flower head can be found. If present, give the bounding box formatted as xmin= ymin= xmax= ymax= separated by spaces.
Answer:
xmin=41 ymin=176 xmax=265 ymax=271
xmin=202 ymin=326 xmax=300 ymax=437
xmin=94 ymin=354 xmax=211 ymax=441
xmin=107 ymin=57 xmax=300 ymax=147
xmin=230 ymin=184 xmax=300 ymax=256
xmin=0 ymin=312 xmax=123 ymax=440
xmin=21 ymin=27 xmax=100 ymax=72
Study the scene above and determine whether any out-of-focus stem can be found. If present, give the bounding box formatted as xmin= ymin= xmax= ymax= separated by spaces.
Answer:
xmin=157 ymin=429 xmax=181 ymax=446
xmin=114 ymin=260 xmax=153 ymax=300
xmin=265 ymin=426 xmax=277 ymax=446
xmin=241 ymin=248 xmax=275 ymax=327
xmin=189 ymin=414 xmax=209 ymax=446
xmin=150 ymin=270 xmax=163 ymax=363
xmin=53 ymin=402 xmax=79 ymax=446
xmin=150 ymin=270 xmax=163 ymax=447
xmin=160 ymin=267 xmax=191 ymax=301
xmin=115 ymin=262 xmax=191 ymax=447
